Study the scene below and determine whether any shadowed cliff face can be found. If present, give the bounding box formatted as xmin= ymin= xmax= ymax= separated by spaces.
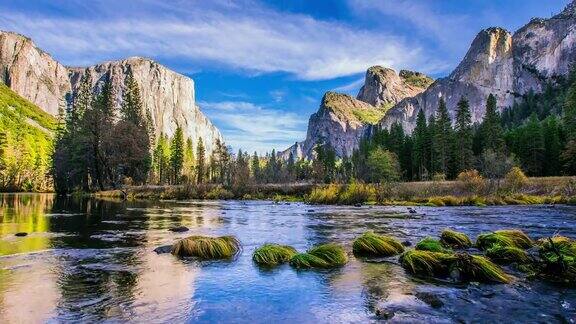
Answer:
xmin=381 ymin=1 xmax=576 ymax=133
xmin=282 ymin=67 xmax=431 ymax=160
xmin=0 ymin=31 xmax=222 ymax=152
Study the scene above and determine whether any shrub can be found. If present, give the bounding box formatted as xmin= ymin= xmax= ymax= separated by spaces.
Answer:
xmin=307 ymin=184 xmax=340 ymax=205
xmin=440 ymin=229 xmax=472 ymax=249
xmin=432 ymin=173 xmax=446 ymax=182
xmin=415 ymin=237 xmax=451 ymax=253
xmin=253 ymin=244 xmax=297 ymax=266
xmin=339 ymin=182 xmax=375 ymax=205
xmin=476 ymin=229 xmax=533 ymax=250
xmin=353 ymin=231 xmax=404 ymax=257
xmin=205 ymin=186 xmax=235 ymax=200
xmin=504 ymin=166 xmax=528 ymax=192
xmin=457 ymin=169 xmax=485 ymax=193
xmin=171 ymin=235 xmax=241 ymax=259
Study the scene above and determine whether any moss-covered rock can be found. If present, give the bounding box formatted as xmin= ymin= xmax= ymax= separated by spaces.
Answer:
xmin=440 ymin=229 xmax=472 ymax=249
xmin=171 ymin=235 xmax=241 ymax=259
xmin=476 ymin=229 xmax=533 ymax=250
xmin=353 ymin=231 xmax=404 ymax=257
xmin=415 ymin=237 xmax=452 ymax=253
xmin=253 ymin=244 xmax=297 ymax=266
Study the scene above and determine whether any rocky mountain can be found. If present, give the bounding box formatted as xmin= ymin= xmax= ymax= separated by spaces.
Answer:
xmin=281 ymin=67 xmax=431 ymax=159
xmin=0 ymin=31 xmax=222 ymax=152
xmin=380 ymin=1 xmax=576 ymax=133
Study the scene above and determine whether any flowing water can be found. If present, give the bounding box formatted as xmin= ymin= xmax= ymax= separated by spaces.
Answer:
xmin=0 ymin=193 xmax=575 ymax=323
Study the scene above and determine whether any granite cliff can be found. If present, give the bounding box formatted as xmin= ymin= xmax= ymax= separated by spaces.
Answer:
xmin=0 ymin=31 xmax=222 ymax=152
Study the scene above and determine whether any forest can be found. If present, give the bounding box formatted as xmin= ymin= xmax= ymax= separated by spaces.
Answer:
xmin=2 ymin=67 xmax=576 ymax=193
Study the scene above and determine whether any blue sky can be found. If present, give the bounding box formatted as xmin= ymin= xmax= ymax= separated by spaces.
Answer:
xmin=0 ymin=0 xmax=570 ymax=153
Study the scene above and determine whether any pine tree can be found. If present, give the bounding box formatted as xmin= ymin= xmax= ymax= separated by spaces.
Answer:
xmin=153 ymin=133 xmax=170 ymax=184
xmin=251 ymin=151 xmax=261 ymax=182
xmin=454 ymin=97 xmax=474 ymax=174
xmin=480 ymin=94 xmax=505 ymax=153
xmin=183 ymin=138 xmax=195 ymax=181
xmin=432 ymin=98 xmax=452 ymax=176
xmin=522 ymin=113 xmax=545 ymax=175
xmin=542 ymin=116 xmax=562 ymax=176
xmin=412 ymin=109 xmax=428 ymax=180
xmin=120 ymin=69 xmax=143 ymax=125
xmin=196 ymin=137 xmax=206 ymax=184
xmin=170 ymin=127 xmax=185 ymax=184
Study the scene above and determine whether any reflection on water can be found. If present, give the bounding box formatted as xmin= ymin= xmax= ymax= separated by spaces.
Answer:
xmin=0 ymin=194 xmax=575 ymax=322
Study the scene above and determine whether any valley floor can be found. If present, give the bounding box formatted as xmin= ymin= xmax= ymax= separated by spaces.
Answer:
xmin=94 ymin=176 xmax=576 ymax=207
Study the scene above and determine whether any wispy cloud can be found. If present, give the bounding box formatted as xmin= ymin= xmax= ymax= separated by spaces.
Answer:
xmin=199 ymin=101 xmax=306 ymax=154
xmin=0 ymin=0 xmax=442 ymax=80
xmin=332 ymin=77 xmax=365 ymax=94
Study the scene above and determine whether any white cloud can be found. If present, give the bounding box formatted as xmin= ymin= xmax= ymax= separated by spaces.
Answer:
xmin=0 ymin=0 xmax=444 ymax=80
xmin=199 ymin=101 xmax=307 ymax=154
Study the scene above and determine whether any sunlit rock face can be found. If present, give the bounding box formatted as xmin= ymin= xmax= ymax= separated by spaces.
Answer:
xmin=282 ymin=67 xmax=431 ymax=160
xmin=68 ymin=57 xmax=222 ymax=152
xmin=0 ymin=31 xmax=222 ymax=152
xmin=381 ymin=1 xmax=576 ymax=133
xmin=357 ymin=66 xmax=433 ymax=108
xmin=0 ymin=31 xmax=71 ymax=116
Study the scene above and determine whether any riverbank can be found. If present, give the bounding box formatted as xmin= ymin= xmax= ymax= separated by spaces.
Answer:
xmin=94 ymin=176 xmax=576 ymax=206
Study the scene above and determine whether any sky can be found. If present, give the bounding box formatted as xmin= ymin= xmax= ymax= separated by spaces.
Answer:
xmin=0 ymin=0 xmax=570 ymax=154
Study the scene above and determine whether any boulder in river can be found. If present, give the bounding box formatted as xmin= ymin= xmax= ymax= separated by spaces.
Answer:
xmin=169 ymin=226 xmax=189 ymax=233
xmin=14 ymin=232 xmax=28 ymax=237
xmin=154 ymin=245 xmax=173 ymax=254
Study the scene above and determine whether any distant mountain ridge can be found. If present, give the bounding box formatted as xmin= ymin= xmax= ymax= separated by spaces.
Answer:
xmin=284 ymin=0 xmax=576 ymax=160
xmin=0 ymin=31 xmax=222 ymax=152
xmin=281 ymin=66 xmax=432 ymax=160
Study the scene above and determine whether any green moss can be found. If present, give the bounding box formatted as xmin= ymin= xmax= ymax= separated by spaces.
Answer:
xmin=353 ymin=231 xmax=404 ymax=257
xmin=485 ymin=245 xmax=531 ymax=264
xmin=253 ymin=244 xmax=297 ymax=266
xmin=415 ymin=237 xmax=452 ymax=253
xmin=476 ymin=230 xmax=533 ymax=250
xmin=351 ymin=107 xmax=387 ymax=125
xmin=440 ymin=229 xmax=472 ymax=249
xmin=171 ymin=235 xmax=241 ymax=259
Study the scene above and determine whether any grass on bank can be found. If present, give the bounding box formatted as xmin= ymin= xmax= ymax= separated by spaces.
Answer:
xmin=352 ymin=231 xmax=404 ymax=257
xmin=171 ymin=235 xmax=241 ymax=259
xmin=253 ymin=244 xmax=297 ymax=266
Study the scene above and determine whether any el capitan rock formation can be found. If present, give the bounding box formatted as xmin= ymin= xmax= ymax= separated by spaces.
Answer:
xmin=0 ymin=31 xmax=222 ymax=152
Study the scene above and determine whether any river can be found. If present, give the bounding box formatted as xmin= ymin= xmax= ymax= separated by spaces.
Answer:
xmin=0 ymin=193 xmax=575 ymax=323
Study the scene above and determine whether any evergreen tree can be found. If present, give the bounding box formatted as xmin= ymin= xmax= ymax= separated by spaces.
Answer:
xmin=432 ymin=98 xmax=452 ymax=176
xmin=183 ymin=138 xmax=195 ymax=181
xmin=196 ymin=137 xmax=206 ymax=184
xmin=170 ymin=127 xmax=185 ymax=184
xmin=480 ymin=94 xmax=505 ymax=153
xmin=542 ymin=116 xmax=562 ymax=176
xmin=521 ymin=113 xmax=545 ymax=175
xmin=454 ymin=97 xmax=474 ymax=174
xmin=251 ymin=151 xmax=261 ymax=182
xmin=153 ymin=133 xmax=170 ymax=184
xmin=412 ymin=109 xmax=428 ymax=180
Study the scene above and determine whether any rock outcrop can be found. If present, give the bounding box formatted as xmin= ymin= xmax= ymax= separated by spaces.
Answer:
xmin=282 ymin=67 xmax=432 ymax=159
xmin=357 ymin=66 xmax=433 ymax=108
xmin=380 ymin=1 xmax=576 ymax=133
xmin=0 ymin=31 xmax=222 ymax=152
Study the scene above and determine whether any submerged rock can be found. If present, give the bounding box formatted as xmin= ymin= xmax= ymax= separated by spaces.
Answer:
xmin=415 ymin=291 xmax=444 ymax=309
xmin=169 ymin=226 xmax=190 ymax=233
xmin=402 ymin=240 xmax=412 ymax=247
xmin=154 ymin=245 xmax=173 ymax=254
xmin=14 ymin=232 xmax=28 ymax=237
